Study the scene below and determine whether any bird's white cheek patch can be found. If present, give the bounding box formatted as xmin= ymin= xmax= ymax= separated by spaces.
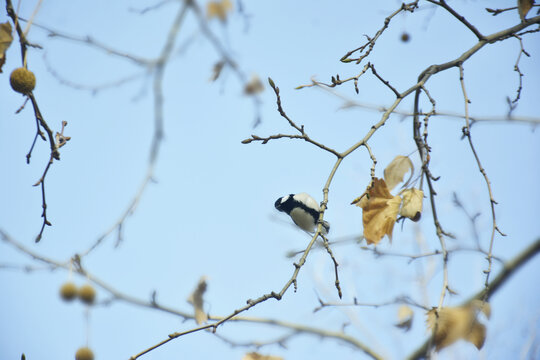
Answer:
xmin=290 ymin=208 xmax=314 ymax=232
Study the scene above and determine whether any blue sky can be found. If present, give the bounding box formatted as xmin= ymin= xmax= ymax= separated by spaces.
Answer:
xmin=1 ymin=1 xmax=539 ymax=359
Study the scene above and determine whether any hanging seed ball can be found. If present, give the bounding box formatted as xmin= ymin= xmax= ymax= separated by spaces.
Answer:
xmin=59 ymin=282 xmax=78 ymax=302
xmin=78 ymin=284 xmax=96 ymax=305
xmin=400 ymin=32 xmax=410 ymax=43
xmin=75 ymin=347 xmax=94 ymax=360
xmin=9 ymin=67 xmax=36 ymax=94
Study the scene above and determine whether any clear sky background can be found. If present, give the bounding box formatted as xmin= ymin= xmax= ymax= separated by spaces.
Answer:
xmin=1 ymin=1 xmax=539 ymax=359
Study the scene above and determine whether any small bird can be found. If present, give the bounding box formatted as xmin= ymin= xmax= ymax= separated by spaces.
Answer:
xmin=275 ymin=193 xmax=330 ymax=234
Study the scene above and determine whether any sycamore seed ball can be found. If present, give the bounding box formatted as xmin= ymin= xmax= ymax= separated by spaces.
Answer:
xmin=75 ymin=347 xmax=94 ymax=360
xmin=60 ymin=282 xmax=78 ymax=302
xmin=78 ymin=284 xmax=96 ymax=305
xmin=400 ymin=32 xmax=410 ymax=43
xmin=10 ymin=67 xmax=36 ymax=94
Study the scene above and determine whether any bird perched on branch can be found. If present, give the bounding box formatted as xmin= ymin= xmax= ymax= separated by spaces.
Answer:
xmin=275 ymin=193 xmax=330 ymax=234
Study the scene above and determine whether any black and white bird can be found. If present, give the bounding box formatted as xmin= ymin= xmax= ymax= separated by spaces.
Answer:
xmin=274 ymin=193 xmax=330 ymax=234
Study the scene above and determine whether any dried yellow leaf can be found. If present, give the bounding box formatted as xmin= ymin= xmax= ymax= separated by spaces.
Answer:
xmin=396 ymin=305 xmax=414 ymax=331
xmin=469 ymin=299 xmax=491 ymax=319
xmin=356 ymin=178 xmax=401 ymax=245
xmin=244 ymin=74 xmax=264 ymax=95
xmin=242 ymin=353 xmax=283 ymax=360
xmin=399 ymin=188 xmax=423 ymax=221
xmin=187 ymin=276 xmax=208 ymax=324
xmin=210 ymin=60 xmax=225 ymax=81
xmin=426 ymin=303 xmax=489 ymax=351
xmin=0 ymin=22 xmax=13 ymax=73
xmin=467 ymin=322 xmax=487 ymax=350
xmin=518 ymin=0 xmax=534 ymax=21
xmin=384 ymin=155 xmax=413 ymax=191
xmin=207 ymin=0 xmax=233 ymax=22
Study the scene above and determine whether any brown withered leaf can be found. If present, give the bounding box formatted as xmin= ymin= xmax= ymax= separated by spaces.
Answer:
xmin=210 ymin=60 xmax=225 ymax=81
xmin=244 ymin=74 xmax=264 ymax=95
xmin=426 ymin=302 xmax=489 ymax=351
xmin=467 ymin=322 xmax=487 ymax=350
xmin=207 ymin=0 xmax=233 ymax=22
xmin=469 ymin=299 xmax=491 ymax=319
xmin=242 ymin=352 xmax=283 ymax=360
xmin=0 ymin=22 xmax=13 ymax=73
xmin=384 ymin=155 xmax=414 ymax=191
xmin=399 ymin=188 xmax=423 ymax=221
xmin=518 ymin=0 xmax=534 ymax=21
xmin=356 ymin=178 xmax=401 ymax=245
xmin=187 ymin=276 xmax=208 ymax=325
xmin=395 ymin=305 xmax=414 ymax=331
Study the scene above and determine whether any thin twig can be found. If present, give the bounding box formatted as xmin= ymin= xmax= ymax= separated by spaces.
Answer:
xmin=32 ymin=22 xmax=151 ymax=66
xmin=212 ymin=331 xmax=297 ymax=350
xmin=295 ymin=63 xmax=371 ymax=93
xmin=485 ymin=5 xmax=540 ymax=17
xmin=511 ymin=34 xmax=529 ymax=103
xmin=242 ymin=79 xmax=341 ymax=158
xmin=314 ymin=295 xmax=430 ymax=313
xmin=427 ymin=0 xmax=485 ymax=40
xmin=458 ymin=64 xmax=506 ymax=298
xmin=304 ymin=79 xmax=540 ymax=125
xmin=321 ymin=234 xmax=342 ymax=299
xmin=485 ymin=6 xmax=517 ymax=16
xmin=370 ymin=64 xmax=401 ymax=98
xmin=363 ymin=245 xmax=503 ymax=264
xmin=340 ymin=2 xmax=419 ymax=64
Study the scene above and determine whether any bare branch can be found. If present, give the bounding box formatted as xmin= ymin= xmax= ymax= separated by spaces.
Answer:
xmin=510 ymin=34 xmax=529 ymax=103
xmin=314 ymin=295 xmax=430 ymax=313
xmin=242 ymin=79 xmax=341 ymax=157
xmin=340 ymin=2 xmax=419 ymax=64
xmin=427 ymin=0 xmax=485 ymax=40
xmin=320 ymin=234 xmax=342 ymax=299
xmin=458 ymin=64 xmax=506 ymax=300
xmin=370 ymin=64 xmax=401 ymax=98
xmin=305 ymin=80 xmax=540 ymax=125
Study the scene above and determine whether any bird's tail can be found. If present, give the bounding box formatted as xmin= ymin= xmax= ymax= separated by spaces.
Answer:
xmin=321 ymin=220 xmax=330 ymax=235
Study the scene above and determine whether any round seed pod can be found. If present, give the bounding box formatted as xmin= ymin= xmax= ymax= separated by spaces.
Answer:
xmin=59 ymin=282 xmax=78 ymax=302
xmin=78 ymin=284 xmax=96 ymax=305
xmin=75 ymin=347 xmax=94 ymax=360
xmin=10 ymin=67 xmax=36 ymax=94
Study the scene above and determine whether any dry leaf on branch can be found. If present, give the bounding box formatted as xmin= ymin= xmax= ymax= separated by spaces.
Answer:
xmin=207 ymin=0 xmax=233 ymax=22
xmin=242 ymin=352 xmax=283 ymax=360
xmin=244 ymin=74 xmax=264 ymax=95
xmin=469 ymin=299 xmax=491 ymax=319
xmin=518 ymin=0 xmax=535 ymax=21
xmin=399 ymin=188 xmax=423 ymax=222
xmin=395 ymin=305 xmax=414 ymax=331
xmin=210 ymin=60 xmax=225 ymax=82
xmin=0 ymin=22 xmax=13 ymax=73
xmin=384 ymin=155 xmax=414 ymax=191
xmin=355 ymin=178 xmax=401 ymax=245
xmin=426 ymin=301 xmax=490 ymax=351
xmin=187 ymin=276 xmax=208 ymax=324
